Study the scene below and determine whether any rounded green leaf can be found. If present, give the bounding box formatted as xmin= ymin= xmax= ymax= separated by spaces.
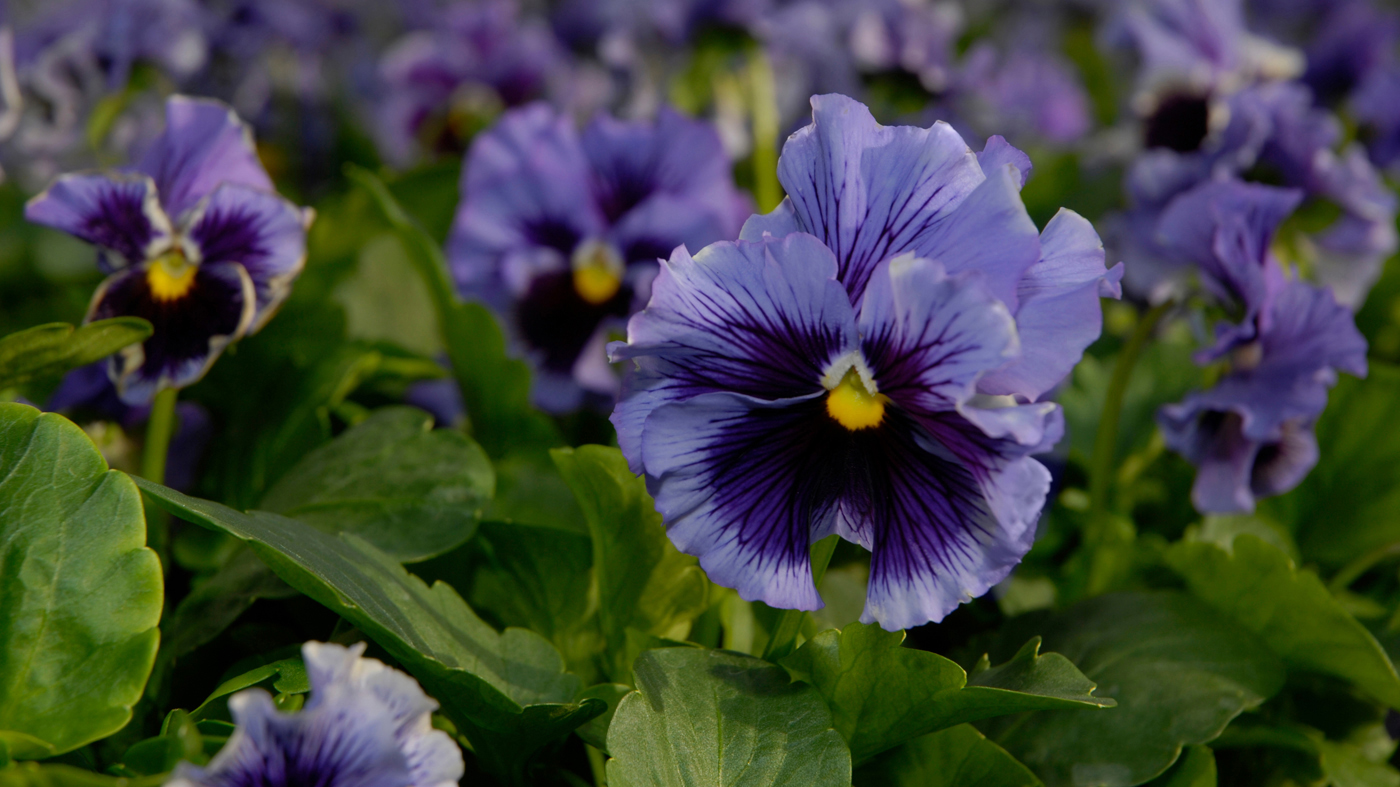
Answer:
xmin=980 ymin=592 xmax=1285 ymax=787
xmin=606 ymin=648 xmax=852 ymax=787
xmin=0 ymin=404 xmax=162 ymax=758
xmin=260 ymin=406 xmax=494 ymax=562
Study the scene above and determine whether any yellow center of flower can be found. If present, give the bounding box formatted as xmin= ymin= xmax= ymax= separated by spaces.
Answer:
xmin=826 ymin=366 xmax=888 ymax=430
xmin=572 ymin=239 xmax=624 ymax=306
xmin=146 ymin=250 xmax=196 ymax=302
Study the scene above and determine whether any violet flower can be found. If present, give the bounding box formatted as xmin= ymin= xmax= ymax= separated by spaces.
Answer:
xmin=166 ymin=642 xmax=463 ymax=787
xmin=25 ymin=95 xmax=313 ymax=405
xmin=611 ymin=96 xmax=1121 ymax=629
xmin=447 ymin=102 xmax=749 ymax=411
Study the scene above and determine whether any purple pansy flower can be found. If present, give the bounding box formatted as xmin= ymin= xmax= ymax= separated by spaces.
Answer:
xmin=1160 ymin=279 xmax=1366 ymax=512
xmin=166 ymin=641 xmax=463 ymax=787
xmin=611 ymin=95 xmax=1122 ymax=630
xmin=447 ymin=102 xmax=749 ymax=411
xmin=1153 ymin=178 xmax=1367 ymax=512
xmin=375 ymin=0 xmax=568 ymax=167
xmin=25 ymin=95 xmax=313 ymax=405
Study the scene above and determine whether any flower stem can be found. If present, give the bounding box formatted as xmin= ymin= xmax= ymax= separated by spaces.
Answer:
xmin=747 ymin=46 xmax=782 ymax=214
xmin=141 ymin=386 xmax=178 ymax=567
xmin=761 ymin=534 xmax=839 ymax=662
xmin=1087 ymin=301 xmax=1171 ymax=541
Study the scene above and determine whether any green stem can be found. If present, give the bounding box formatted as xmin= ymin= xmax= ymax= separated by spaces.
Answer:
xmin=585 ymin=744 xmax=607 ymax=787
xmin=1329 ymin=540 xmax=1400 ymax=594
xmin=747 ymin=47 xmax=782 ymax=214
xmin=141 ymin=386 xmax=178 ymax=567
xmin=761 ymin=535 xmax=839 ymax=662
xmin=1087 ymin=301 xmax=1171 ymax=533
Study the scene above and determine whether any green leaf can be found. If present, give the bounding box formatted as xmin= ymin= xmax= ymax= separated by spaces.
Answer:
xmin=552 ymin=446 xmax=710 ymax=683
xmin=190 ymin=658 xmax=308 ymax=720
xmin=979 ymin=592 xmax=1286 ymax=787
xmin=417 ymin=520 xmax=601 ymax=682
xmin=854 ymin=725 xmax=1042 ymax=787
xmin=0 ymin=405 xmax=162 ymax=759
xmin=157 ymin=547 xmax=295 ymax=665
xmin=605 ymin=648 xmax=852 ymax=787
xmin=0 ymin=763 xmax=164 ymax=787
xmin=347 ymin=165 xmax=562 ymax=457
xmin=1166 ymin=535 xmax=1400 ymax=709
xmin=118 ymin=710 xmax=205 ymax=775
xmin=1146 ymin=746 xmax=1215 ymax=787
xmin=132 ymin=478 xmax=602 ymax=785
xmin=260 ymin=406 xmax=494 ymax=562
xmin=488 ymin=449 xmax=589 ymax=534
xmin=0 ymin=318 xmax=151 ymax=390
xmin=1265 ymin=362 xmax=1400 ymax=567
xmin=782 ymin=623 xmax=1112 ymax=764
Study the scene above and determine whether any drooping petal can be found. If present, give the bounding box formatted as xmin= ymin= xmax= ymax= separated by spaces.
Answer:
xmin=833 ymin=410 xmax=1049 ymax=631
xmin=137 ymin=95 xmax=274 ymax=220
xmin=89 ymin=261 xmax=255 ymax=405
xmin=185 ymin=183 xmax=312 ymax=332
xmin=738 ymin=197 xmax=801 ymax=242
xmin=771 ymin=93 xmax=987 ymax=301
xmin=979 ymin=209 xmax=1125 ymax=401
xmin=1155 ymin=179 xmax=1302 ymax=316
xmin=640 ymin=392 xmax=836 ymax=611
xmin=1194 ymin=280 xmax=1366 ymax=443
xmin=857 ymin=254 xmax=1019 ymax=416
xmin=611 ymin=234 xmax=859 ymax=463
xmin=447 ymin=102 xmax=605 ymax=299
xmin=24 ymin=172 xmax=172 ymax=270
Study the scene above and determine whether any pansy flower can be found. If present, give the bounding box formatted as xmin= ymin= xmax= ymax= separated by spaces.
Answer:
xmin=611 ymin=95 xmax=1122 ymax=630
xmin=1154 ymin=179 xmax=1367 ymax=512
xmin=447 ymin=102 xmax=749 ymax=411
xmin=1159 ymin=279 xmax=1366 ymax=512
xmin=375 ymin=0 xmax=568 ymax=166
xmin=166 ymin=641 xmax=463 ymax=787
xmin=25 ymin=95 xmax=312 ymax=405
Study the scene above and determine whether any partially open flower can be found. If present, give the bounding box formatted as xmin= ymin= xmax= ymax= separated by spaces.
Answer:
xmin=25 ymin=95 xmax=313 ymax=405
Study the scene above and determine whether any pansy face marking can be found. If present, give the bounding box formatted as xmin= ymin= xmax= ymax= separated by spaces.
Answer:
xmin=25 ymin=96 xmax=312 ymax=405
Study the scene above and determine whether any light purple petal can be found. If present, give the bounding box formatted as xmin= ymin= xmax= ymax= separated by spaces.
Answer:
xmin=846 ymin=415 xmax=1049 ymax=630
xmin=979 ymin=209 xmax=1123 ymax=401
xmin=775 ymin=93 xmax=986 ymax=301
xmin=186 ymin=183 xmax=310 ymax=331
xmin=24 ymin=172 xmax=172 ymax=269
xmin=739 ymin=198 xmax=802 ymax=241
xmin=976 ymin=135 xmax=1032 ymax=189
xmin=611 ymin=234 xmax=858 ymax=446
xmin=641 ymin=392 xmax=832 ymax=611
xmin=857 ymin=254 xmax=1019 ymax=416
xmin=138 ymin=95 xmax=273 ymax=220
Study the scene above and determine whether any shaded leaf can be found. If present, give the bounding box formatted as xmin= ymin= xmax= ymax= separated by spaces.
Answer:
xmin=1146 ymin=746 xmax=1216 ymax=787
xmin=1265 ymin=362 xmax=1400 ymax=567
xmin=0 ymin=405 xmax=161 ymax=759
xmin=261 ymin=406 xmax=493 ymax=562
xmin=1167 ymin=535 xmax=1400 ymax=709
xmin=0 ymin=763 xmax=163 ymax=787
xmin=0 ymin=318 xmax=151 ymax=390
xmin=980 ymin=592 xmax=1286 ymax=787
xmin=605 ymin=648 xmax=851 ymax=787
xmin=553 ymin=446 xmax=709 ymax=683
xmin=190 ymin=658 xmax=308 ymax=720
xmin=133 ymin=478 xmax=603 ymax=786
xmin=782 ymin=623 xmax=1112 ymax=764
xmin=348 ymin=165 xmax=562 ymax=457
xmin=854 ymin=725 xmax=1042 ymax=787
